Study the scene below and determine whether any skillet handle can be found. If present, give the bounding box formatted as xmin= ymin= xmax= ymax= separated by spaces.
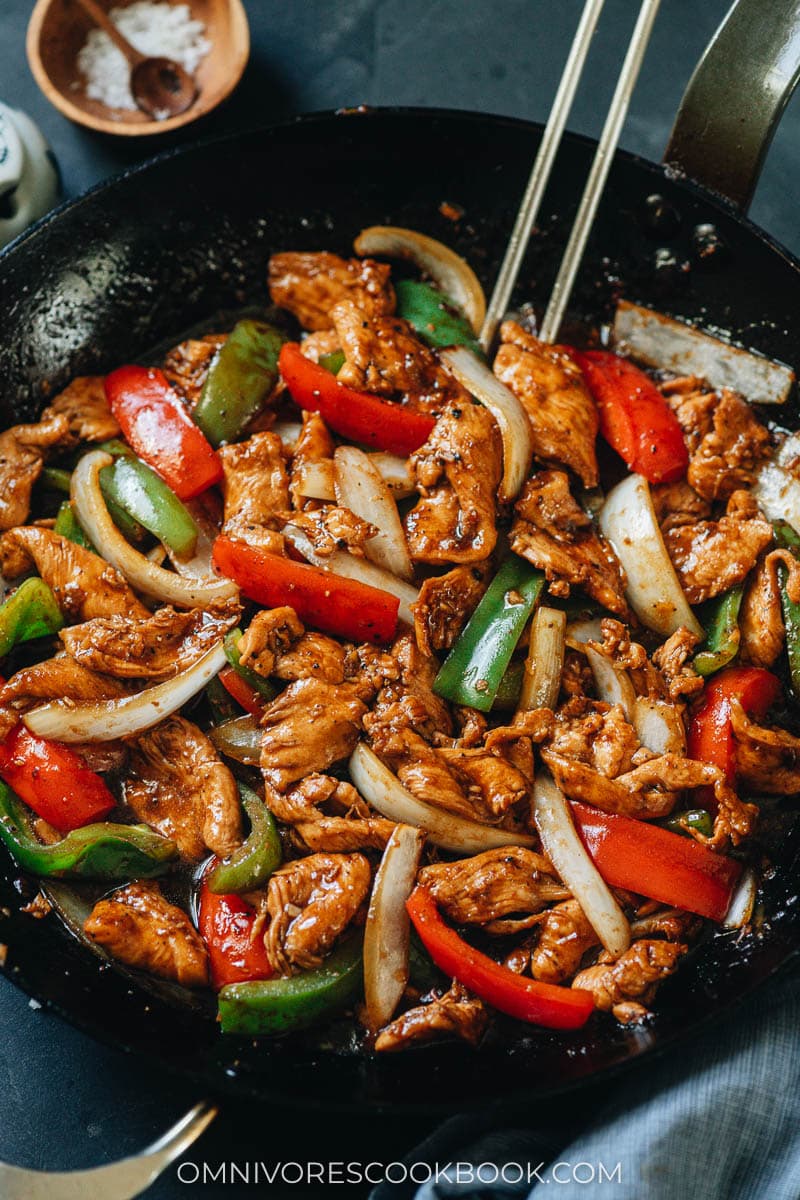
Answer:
xmin=663 ymin=0 xmax=800 ymax=212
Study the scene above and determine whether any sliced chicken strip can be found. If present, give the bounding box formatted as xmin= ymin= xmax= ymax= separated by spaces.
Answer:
xmin=269 ymin=252 xmax=394 ymax=330
xmin=0 ymin=526 xmax=149 ymax=621
xmin=374 ymin=981 xmax=488 ymax=1051
xmin=418 ymin=847 xmax=569 ymax=928
xmin=263 ymin=851 xmax=371 ymax=975
xmin=259 ymin=678 xmax=367 ymax=792
xmin=493 ymin=321 xmax=598 ymax=488
xmin=162 ymin=333 xmax=227 ymax=406
xmin=40 ymin=376 xmax=120 ymax=446
xmin=0 ymin=414 xmax=70 ymax=530
xmin=264 ymin=774 xmax=395 ymax=853
xmin=85 ymin=881 xmax=209 ymax=987
xmin=125 ymin=716 xmax=242 ymax=861
xmin=413 ymin=561 xmax=490 ymax=656
xmin=219 ymin=431 xmax=289 ymax=553
xmin=510 ymin=470 xmax=628 ymax=616
xmin=60 ymin=599 xmax=240 ymax=679
xmin=332 ymin=300 xmax=458 ymax=412
xmin=405 ymin=402 xmax=501 ymax=564
xmin=572 ymin=939 xmax=687 ymax=1023
xmin=530 ymin=899 xmax=599 ymax=984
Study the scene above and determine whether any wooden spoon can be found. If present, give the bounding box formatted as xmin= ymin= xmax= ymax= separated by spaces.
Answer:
xmin=74 ymin=0 xmax=198 ymax=119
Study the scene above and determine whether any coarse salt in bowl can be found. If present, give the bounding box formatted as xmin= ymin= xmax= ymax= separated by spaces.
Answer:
xmin=78 ymin=2 xmax=212 ymax=113
xmin=27 ymin=0 xmax=250 ymax=136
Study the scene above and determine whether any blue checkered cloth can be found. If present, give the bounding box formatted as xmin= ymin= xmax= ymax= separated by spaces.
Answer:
xmin=371 ymin=962 xmax=800 ymax=1200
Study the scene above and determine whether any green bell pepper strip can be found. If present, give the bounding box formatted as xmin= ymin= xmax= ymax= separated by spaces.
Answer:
xmin=217 ymin=935 xmax=363 ymax=1035
xmin=492 ymin=660 xmax=524 ymax=711
xmin=0 ymin=577 xmax=64 ymax=657
xmin=774 ymin=521 xmax=800 ymax=554
xmin=207 ymin=784 xmax=282 ymax=895
xmin=78 ymin=460 xmax=146 ymax=543
xmin=93 ymin=438 xmax=134 ymax=458
xmin=205 ymin=674 xmax=241 ymax=724
xmin=40 ymin=467 xmax=73 ymax=494
xmin=434 ymin=557 xmax=545 ymax=712
xmin=102 ymin=491 xmax=146 ymax=543
xmin=74 ymin=441 xmax=155 ymax=545
xmin=209 ymin=714 xmax=262 ymax=766
xmin=316 ymin=350 xmax=345 ymax=372
xmin=394 ymin=279 xmax=484 ymax=357
xmin=664 ymin=808 xmax=714 ymax=839
xmin=224 ymin=628 xmax=279 ymax=701
xmin=693 ymin=585 xmax=744 ymax=677
xmin=65 ymin=443 xmax=147 ymax=542
xmin=779 ymin=578 xmax=800 ymax=695
xmin=772 ymin=522 xmax=800 ymax=693
xmin=54 ymin=500 xmax=94 ymax=550
xmin=0 ymin=781 xmax=177 ymax=879
xmin=318 ymin=350 xmax=345 ymax=375
xmin=99 ymin=455 xmax=199 ymax=558
xmin=408 ymin=929 xmax=446 ymax=991
xmin=193 ymin=320 xmax=286 ymax=447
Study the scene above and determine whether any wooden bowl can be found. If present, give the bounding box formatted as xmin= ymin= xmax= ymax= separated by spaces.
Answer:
xmin=26 ymin=0 xmax=250 ymax=136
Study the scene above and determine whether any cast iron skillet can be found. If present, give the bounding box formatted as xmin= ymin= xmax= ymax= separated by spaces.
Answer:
xmin=1 ymin=1 xmax=800 ymax=1110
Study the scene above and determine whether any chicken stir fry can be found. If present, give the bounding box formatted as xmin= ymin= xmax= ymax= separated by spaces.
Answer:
xmin=1 ymin=227 xmax=797 ymax=1054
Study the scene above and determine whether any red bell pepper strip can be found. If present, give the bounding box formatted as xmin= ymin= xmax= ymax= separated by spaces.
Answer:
xmin=212 ymin=535 xmax=399 ymax=645
xmin=198 ymin=873 xmax=274 ymax=989
xmin=218 ymin=666 xmax=265 ymax=718
xmin=572 ymin=802 xmax=741 ymax=922
xmin=278 ymin=342 xmax=436 ymax=457
xmin=571 ymin=349 xmax=688 ymax=484
xmin=406 ymin=886 xmax=594 ymax=1030
xmin=687 ymin=666 xmax=781 ymax=784
xmin=105 ymin=366 xmax=223 ymax=501
xmin=0 ymin=724 xmax=115 ymax=833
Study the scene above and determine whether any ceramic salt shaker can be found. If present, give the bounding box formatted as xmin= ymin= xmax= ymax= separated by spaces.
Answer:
xmin=0 ymin=102 xmax=59 ymax=250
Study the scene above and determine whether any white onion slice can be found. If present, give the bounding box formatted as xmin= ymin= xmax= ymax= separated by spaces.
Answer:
xmin=518 ymin=606 xmax=566 ymax=712
xmin=533 ymin=772 xmax=630 ymax=958
xmin=294 ymin=460 xmax=335 ymax=501
xmin=349 ymin=743 xmax=535 ymax=854
xmin=565 ymin=617 xmax=605 ymax=647
xmin=754 ymin=432 xmax=800 ymax=538
xmin=283 ymin=524 xmax=418 ymax=627
xmin=24 ymin=643 xmax=226 ymax=742
xmin=354 ymin=225 xmax=486 ymax=333
xmin=633 ymin=696 xmax=686 ymax=755
xmin=441 ymin=346 xmax=533 ymax=503
xmin=72 ymin=452 xmax=238 ymax=607
xmin=295 ymin=455 xmax=415 ymax=503
xmin=363 ymin=823 xmax=425 ymax=1030
xmin=599 ymin=474 xmax=703 ymax=637
xmin=753 ymin=464 xmax=800 ymax=539
xmin=613 ymin=300 xmax=795 ymax=405
xmin=576 ymin=634 xmax=686 ymax=753
xmin=272 ymin=421 xmax=303 ymax=451
xmin=775 ymin=432 xmax=800 ymax=472
xmin=584 ymin=646 xmax=636 ymax=722
xmin=368 ymin=453 xmax=415 ymax=498
xmin=209 ymin=714 xmax=262 ymax=765
xmin=164 ymin=499 xmax=220 ymax=582
xmin=723 ymin=867 xmax=757 ymax=930
xmin=334 ymin=446 xmax=413 ymax=581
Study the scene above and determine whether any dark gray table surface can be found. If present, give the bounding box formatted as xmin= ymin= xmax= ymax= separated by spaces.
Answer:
xmin=0 ymin=2 xmax=798 ymax=1196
